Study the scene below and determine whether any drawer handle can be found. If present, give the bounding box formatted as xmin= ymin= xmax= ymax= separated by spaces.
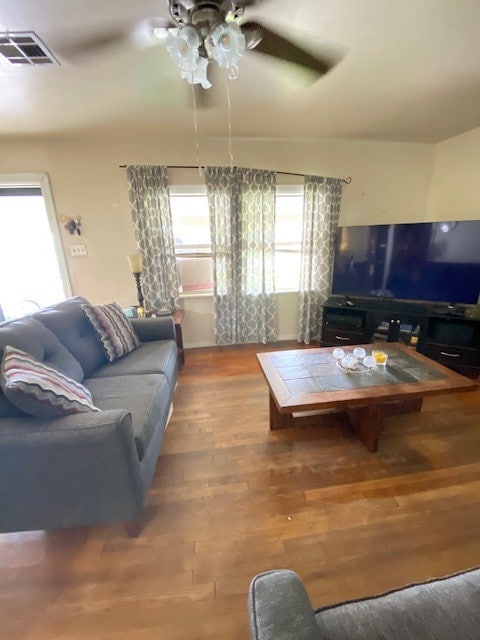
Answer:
xmin=440 ymin=351 xmax=460 ymax=358
xmin=335 ymin=336 xmax=350 ymax=341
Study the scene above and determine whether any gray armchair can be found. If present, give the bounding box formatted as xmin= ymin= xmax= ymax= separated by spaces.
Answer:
xmin=248 ymin=568 xmax=480 ymax=640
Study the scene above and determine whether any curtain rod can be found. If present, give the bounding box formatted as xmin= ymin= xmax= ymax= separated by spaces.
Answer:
xmin=118 ymin=164 xmax=352 ymax=184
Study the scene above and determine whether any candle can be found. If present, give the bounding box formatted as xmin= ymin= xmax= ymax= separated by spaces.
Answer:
xmin=372 ymin=350 xmax=388 ymax=365
xmin=127 ymin=254 xmax=143 ymax=273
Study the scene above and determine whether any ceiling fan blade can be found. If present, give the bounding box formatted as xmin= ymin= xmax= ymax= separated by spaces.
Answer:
xmin=52 ymin=28 xmax=133 ymax=61
xmin=242 ymin=21 xmax=336 ymax=77
xmin=234 ymin=0 xmax=270 ymax=6
xmin=51 ymin=18 xmax=175 ymax=62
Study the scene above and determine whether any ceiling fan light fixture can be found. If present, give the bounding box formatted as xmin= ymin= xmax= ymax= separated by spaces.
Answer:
xmin=159 ymin=0 xmax=337 ymax=91
xmin=151 ymin=26 xmax=169 ymax=41
xmin=166 ymin=25 xmax=201 ymax=72
xmin=181 ymin=55 xmax=212 ymax=89
xmin=209 ymin=22 xmax=245 ymax=70
xmin=439 ymin=221 xmax=456 ymax=233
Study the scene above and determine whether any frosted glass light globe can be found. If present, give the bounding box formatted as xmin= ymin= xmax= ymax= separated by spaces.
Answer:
xmin=167 ymin=26 xmax=201 ymax=72
xmin=209 ymin=22 xmax=245 ymax=69
xmin=341 ymin=354 xmax=357 ymax=370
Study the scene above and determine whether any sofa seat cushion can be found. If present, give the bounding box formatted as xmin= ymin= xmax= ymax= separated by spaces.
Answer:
xmin=85 ymin=374 xmax=171 ymax=460
xmin=89 ymin=340 xmax=178 ymax=388
xmin=35 ymin=297 xmax=108 ymax=377
xmin=0 ymin=315 xmax=84 ymax=418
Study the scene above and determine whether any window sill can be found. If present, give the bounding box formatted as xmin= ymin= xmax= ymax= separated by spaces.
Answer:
xmin=179 ymin=290 xmax=299 ymax=299
xmin=179 ymin=291 xmax=213 ymax=299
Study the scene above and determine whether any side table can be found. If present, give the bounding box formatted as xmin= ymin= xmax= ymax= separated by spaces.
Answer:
xmin=172 ymin=309 xmax=185 ymax=368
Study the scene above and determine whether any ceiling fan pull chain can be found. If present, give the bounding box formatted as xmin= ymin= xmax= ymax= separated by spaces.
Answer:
xmin=190 ymin=82 xmax=203 ymax=177
xmin=225 ymin=72 xmax=234 ymax=170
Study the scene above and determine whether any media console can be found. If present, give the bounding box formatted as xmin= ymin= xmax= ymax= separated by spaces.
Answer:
xmin=321 ymin=296 xmax=480 ymax=377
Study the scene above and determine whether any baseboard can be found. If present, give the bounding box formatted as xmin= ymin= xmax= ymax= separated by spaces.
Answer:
xmin=277 ymin=334 xmax=297 ymax=342
xmin=184 ymin=335 xmax=298 ymax=349
xmin=183 ymin=340 xmax=216 ymax=349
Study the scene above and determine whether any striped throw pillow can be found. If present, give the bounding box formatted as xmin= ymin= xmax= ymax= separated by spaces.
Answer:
xmin=0 ymin=345 xmax=100 ymax=417
xmin=81 ymin=302 xmax=141 ymax=362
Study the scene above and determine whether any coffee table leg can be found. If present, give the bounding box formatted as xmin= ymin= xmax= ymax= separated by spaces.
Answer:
xmin=345 ymin=404 xmax=384 ymax=453
xmin=269 ymin=393 xmax=294 ymax=430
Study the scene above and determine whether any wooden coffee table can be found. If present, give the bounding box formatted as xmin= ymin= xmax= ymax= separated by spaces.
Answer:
xmin=257 ymin=343 xmax=478 ymax=452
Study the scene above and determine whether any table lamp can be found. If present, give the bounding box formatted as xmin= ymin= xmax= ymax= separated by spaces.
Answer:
xmin=127 ymin=254 xmax=145 ymax=312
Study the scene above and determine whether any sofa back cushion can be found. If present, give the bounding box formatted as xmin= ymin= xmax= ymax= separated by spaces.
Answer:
xmin=35 ymin=297 xmax=108 ymax=376
xmin=0 ymin=315 xmax=84 ymax=418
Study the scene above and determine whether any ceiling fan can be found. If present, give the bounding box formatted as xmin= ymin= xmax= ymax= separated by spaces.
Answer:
xmin=56 ymin=0 xmax=339 ymax=104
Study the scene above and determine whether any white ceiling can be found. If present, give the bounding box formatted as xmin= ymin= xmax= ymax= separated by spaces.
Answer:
xmin=0 ymin=0 xmax=480 ymax=142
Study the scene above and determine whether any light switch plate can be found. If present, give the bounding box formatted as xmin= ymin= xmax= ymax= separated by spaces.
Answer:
xmin=70 ymin=244 xmax=87 ymax=256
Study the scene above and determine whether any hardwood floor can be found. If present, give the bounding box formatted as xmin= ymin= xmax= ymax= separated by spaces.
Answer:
xmin=1 ymin=343 xmax=479 ymax=639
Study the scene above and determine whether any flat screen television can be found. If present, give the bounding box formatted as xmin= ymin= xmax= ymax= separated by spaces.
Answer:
xmin=331 ymin=220 xmax=480 ymax=305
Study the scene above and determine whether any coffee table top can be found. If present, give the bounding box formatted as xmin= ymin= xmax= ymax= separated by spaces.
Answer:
xmin=257 ymin=343 xmax=478 ymax=412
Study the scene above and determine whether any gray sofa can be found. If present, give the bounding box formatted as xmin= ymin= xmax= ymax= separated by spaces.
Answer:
xmin=0 ymin=296 xmax=178 ymax=536
xmin=248 ymin=568 xmax=480 ymax=639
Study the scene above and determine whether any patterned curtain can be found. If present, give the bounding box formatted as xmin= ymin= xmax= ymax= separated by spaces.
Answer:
xmin=126 ymin=166 xmax=179 ymax=312
xmin=206 ymin=166 xmax=277 ymax=345
xmin=298 ymin=176 xmax=342 ymax=343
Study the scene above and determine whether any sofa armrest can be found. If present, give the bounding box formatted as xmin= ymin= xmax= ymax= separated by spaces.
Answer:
xmin=0 ymin=410 xmax=145 ymax=532
xmin=130 ymin=317 xmax=176 ymax=342
xmin=248 ymin=570 xmax=321 ymax=640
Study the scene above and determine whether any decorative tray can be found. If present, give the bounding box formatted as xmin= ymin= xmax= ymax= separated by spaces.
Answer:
xmin=336 ymin=361 xmax=370 ymax=375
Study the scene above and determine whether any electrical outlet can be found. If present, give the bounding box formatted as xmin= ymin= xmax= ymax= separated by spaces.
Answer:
xmin=70 ymin=244 xmax=87 ymax=256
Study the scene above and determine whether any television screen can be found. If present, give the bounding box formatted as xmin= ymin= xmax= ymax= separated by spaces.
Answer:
xmin=331 ymin=221 xmax=480 ymax=305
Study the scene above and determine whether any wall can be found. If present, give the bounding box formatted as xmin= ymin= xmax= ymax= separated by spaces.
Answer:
xmin=426 ymin=127 xmax=480 ymax=219
xmin=0 ymin=135 xmax=435 ymax=346
xmin=0 ymin=141 xmax=51 ymax=173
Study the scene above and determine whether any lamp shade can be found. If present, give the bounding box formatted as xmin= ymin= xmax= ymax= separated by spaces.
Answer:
xmin=127 ymin=254 xmax=143 ymax=273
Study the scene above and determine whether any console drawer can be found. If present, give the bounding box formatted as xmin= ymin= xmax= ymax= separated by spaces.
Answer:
xmin=321 ymin=328 xmax=371 ymax=346
xmin=417 ymin=342 xmax=480 ymax=367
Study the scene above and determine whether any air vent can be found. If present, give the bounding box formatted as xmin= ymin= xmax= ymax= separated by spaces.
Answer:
xmin=0 ymin=32 xmax=59 ymax=65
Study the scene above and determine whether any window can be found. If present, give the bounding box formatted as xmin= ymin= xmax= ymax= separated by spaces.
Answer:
xmin=0 ymin=174 xmax=70 ymax=321
xmin=275 ymin=186 xmax=303 ymax=291
xmin=170 ymin=186 xmax=213 ymax=295
xmin=169 ymin=184 xmax=304 ymax=295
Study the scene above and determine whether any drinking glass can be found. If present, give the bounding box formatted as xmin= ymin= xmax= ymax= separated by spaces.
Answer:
xmin=363 ymin=355 xmax=375 ymax=371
